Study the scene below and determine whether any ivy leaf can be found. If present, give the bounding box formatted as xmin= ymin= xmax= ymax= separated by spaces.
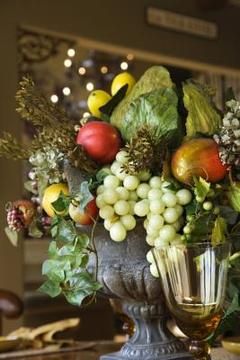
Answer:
xmin=96 ymin=168 xmax=111 ymax=183
xmin=5 ymin=227 xmax=18 ymax=247
xmin=219 ymin=206 xmax=239 ymax=226
xmin=51 ymin=216 xmax=60 ymax=238
xmin=99 ymin=84 xmax=128 ymax=117
xmin=51 ymin=191 xmax=70 ymax=213
xmin=63 ymin=289 xmax=90 ymax=306
xmin=39 ymin=216 xmax=98 ymax=307
xmin=57 ymin=218 xmax=77 ymax=243
xmin=211 ymin=216 xmax=227 ymax=246
xmin=78 ymin=181 xmax=94 ymax=211
xmin=57 ymin=245 xmax=88 ymax=268
xmin=28 ymin=218 xmax=43 ymax=238
xmin=38 ymin=279 xmax=62 ymax=298
xmin=75 ymin=234 xmax=89 ymax=250
xmin=42 ymin=259 xmax=66 ymax=282
xmin=64 ymin=271 xmax=101 ymax=306
xmin=88 ymin=169 xmax=111 ymax=192
xmin=48 ymin=241 xmax=58 ymax=258
xmin=185 ymin=199 xmax=198 ymax=217
xmin=193 ymin=177 xmax=211 ymax=202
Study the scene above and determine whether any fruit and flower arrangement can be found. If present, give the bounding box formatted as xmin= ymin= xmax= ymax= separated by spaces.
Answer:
xmin=1 ymin=66 xmax=240 ymax=337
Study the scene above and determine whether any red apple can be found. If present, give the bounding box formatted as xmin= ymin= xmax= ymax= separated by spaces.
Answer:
xmin=76 ymin=120 xmax=121 ymax=164
xmin=69 ymin=198 xmax=98 ymax=225
xmin=171 ymin=138 xmax=228 ymax=184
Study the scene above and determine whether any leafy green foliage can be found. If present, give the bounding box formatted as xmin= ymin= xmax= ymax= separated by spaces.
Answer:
xmin=52 ymin=191 xmax=71 ymax=213
xmin=78 ymin=181 xmax=94 ymax=211
xmin=39 ymin=216 xmax=101 ymax=306
xmin=88 ymin=169 xmax=110 ymax=192
xmin=193 ymin=177 xmax=211 ymax=202
xmin=28 ymin=218 xmax=43 ymax=238
xmin=209 ymin=291 xmax=240 ymax=344
xmin=51 ymin=181 xmax=94 ymax=215
xmin=227 ymin=181 xmax=240 ymax=212
xmin=121 ymin=88 xmax=182 ymax=144
xmin=4 ymin=227 xmax=18 ymax=247
xmin=185 ymin=199 xmax=198 ymax=217
xmin=111 ymin=66 xmax=174 ymax=138
xmin=211 ymin=216 xmax=227 ymax=246
xmin=219 ymin=206 xmax=239 ymax=226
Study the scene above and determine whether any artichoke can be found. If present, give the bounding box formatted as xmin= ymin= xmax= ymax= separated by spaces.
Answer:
xmin=183 ymin=80 xmax=221 ymax=137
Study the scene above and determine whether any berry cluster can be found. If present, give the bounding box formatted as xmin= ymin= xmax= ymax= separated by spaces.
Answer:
xmin=6 ymin=206 xmax=25 ymax=232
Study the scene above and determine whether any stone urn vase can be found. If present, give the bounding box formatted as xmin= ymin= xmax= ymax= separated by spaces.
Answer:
xmin=91 ymin=222 xmax=192 ymax=360
xmin=65 ymin=163 xmax=192 ymax=360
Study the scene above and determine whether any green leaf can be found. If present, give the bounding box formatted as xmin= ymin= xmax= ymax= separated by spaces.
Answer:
xmin=28 ymin=219 xmax=43 ymax=238
xmin=187 ymin=213 xmax=214 ymax=242
xmin=229 ymin=252 xmax=240 ymax=266
xmin=5 ymin=227 xmax=18 ymax=246
xmin=96 ymin=168 xmax=111 ymax=183
xmin=37 ymin=172 xmax=49 ymax=200
xmin=88 ymin=168 xmax=111 ymax=192
xmin=48 ymin=241 xmax=58 ymax=258
xmin=211 ymin=216 xmax=227 ymax=246
xmin=219 ymin=206 xmax=239 ymax=226
xmin=42 ymin=259 xmax=65 ymax=282
xmin=57 ymin=218 xmax=76 ymax=243
xmin=99 ymin=84 xmax=128 ymax=117
xmin=78 ymin=181 xmax=94 ymax=211
xmin=51 ymin=191 xmax=70 ymax=213
xmin=209 ymin=292 xmax=240 ymax=344
xmin=67 ymin=271 xmax=101 ymax=290
xmin=50 ymin=216 xmax=60 ymax=238
xmin=227 ymin=181 xmax=240 ymax=212
xmin=193 ymin=177 xmax=211 ymax=202
xmin=24 ymin=180 xmax=38 ymax=194
xmin=63 ymin=270 xmax=101 ymax=306
xmin=183 ymin=80 xmax=221 ymax=137
xmin=38 ymin=279 xmax=62 ymax=298
xmin=185 ymin=199 xmax=198 ymax=217
xmin=111 ymin=66 xmax=174 ymax=138
xmin=63 ymin=289 xmax=90 ymax=306
xmin=121 ymin=88 xmax=182 ymax=144
xmin=75 ymin=234 xmax=89 ymax=249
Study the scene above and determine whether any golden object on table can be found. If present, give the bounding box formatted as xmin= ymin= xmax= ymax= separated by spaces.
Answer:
xmin=0 ymin=337 xmax=21 ymax=352
xmin=0 ymin=317 xmax=80 ymax=353
xmin=222 ymin=337 xmax=240 ymax=355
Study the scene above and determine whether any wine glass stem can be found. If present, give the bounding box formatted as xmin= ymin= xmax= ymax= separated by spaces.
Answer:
xmin=189 ymin=340 xmax=211 ymax=360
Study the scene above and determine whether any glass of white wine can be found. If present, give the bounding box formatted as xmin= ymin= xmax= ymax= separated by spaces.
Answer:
xmin=156 ymin=242 xmax=231 ymax=360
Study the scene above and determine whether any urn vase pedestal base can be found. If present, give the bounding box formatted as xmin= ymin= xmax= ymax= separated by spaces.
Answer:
xmin=100 ymin=302 xmax=192 ymax=360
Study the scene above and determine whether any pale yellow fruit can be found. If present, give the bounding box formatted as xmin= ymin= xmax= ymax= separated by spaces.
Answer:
xmin=111 ymin=72 xmax=136 ymax=96
xmin=87 ymin=90 xmax=111 ymax=118
xmin=42 ymin=183 xmax=69 ymax=217
xmin=69 ymin=203 xmax=82 ymax=223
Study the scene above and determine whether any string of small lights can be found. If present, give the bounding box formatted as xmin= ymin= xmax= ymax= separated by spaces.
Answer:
xmin=49 ymin=47 xmax=135 ymax=119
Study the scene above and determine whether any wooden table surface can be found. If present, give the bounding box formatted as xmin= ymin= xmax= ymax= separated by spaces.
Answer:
xmin=1 ymin=342 xmax=239 ymax=360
